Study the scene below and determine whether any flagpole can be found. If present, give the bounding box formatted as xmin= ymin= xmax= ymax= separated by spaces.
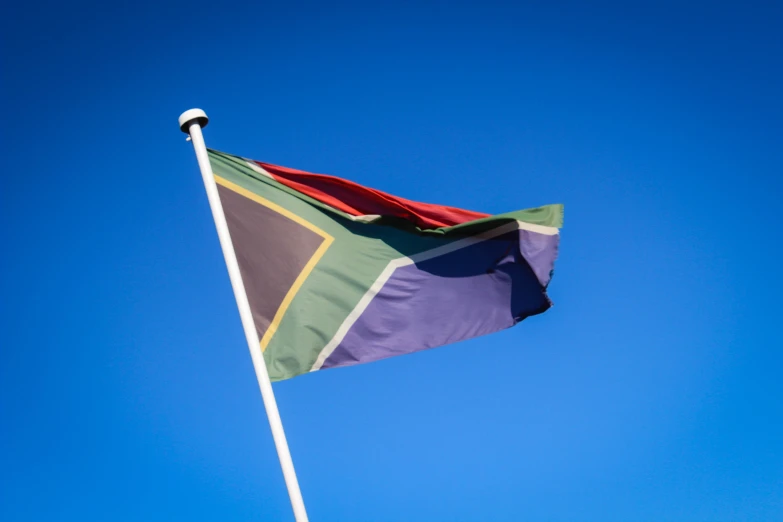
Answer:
xmin=178 ymin=109 xmax=309 ymax=522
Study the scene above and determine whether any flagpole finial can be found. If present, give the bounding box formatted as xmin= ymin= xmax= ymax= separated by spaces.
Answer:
xmin=179 ymin=108 xmax=209 ymax=133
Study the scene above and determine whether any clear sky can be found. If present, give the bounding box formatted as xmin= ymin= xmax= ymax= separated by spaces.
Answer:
xmin=2 ymin=1 xmax=782 ymax=521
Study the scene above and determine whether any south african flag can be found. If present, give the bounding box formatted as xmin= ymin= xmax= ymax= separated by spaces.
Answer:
xmin=209 ymin=149 xmax=563 ymax=381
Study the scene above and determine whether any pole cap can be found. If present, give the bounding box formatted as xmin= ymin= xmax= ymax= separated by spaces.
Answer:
xmin=178 ymin=108 xmax=209 ymax=133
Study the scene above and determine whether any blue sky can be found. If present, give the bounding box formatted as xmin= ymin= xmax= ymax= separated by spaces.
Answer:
xmin=2 ymin=1 xmax=781 ymax=520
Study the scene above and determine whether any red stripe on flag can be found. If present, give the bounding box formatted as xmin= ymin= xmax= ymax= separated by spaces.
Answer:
xmin=255 ymin=161 xmax=489 ymax=229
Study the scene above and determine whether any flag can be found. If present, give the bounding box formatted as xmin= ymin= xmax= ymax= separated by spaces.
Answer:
xmin=208 ymin=149 xmax=563 ymax=381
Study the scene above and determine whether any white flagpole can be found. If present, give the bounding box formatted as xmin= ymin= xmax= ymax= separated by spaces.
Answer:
xmin=178 ymin=109 xmax=309 ymax=522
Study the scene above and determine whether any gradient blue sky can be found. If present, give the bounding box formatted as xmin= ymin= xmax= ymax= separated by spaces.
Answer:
xmin=2 ymin=1 xmax=782 ymax=521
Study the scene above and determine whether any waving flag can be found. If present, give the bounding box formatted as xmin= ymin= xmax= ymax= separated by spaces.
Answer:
xmin=208 ymin=149 xmax=563 ymax=381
